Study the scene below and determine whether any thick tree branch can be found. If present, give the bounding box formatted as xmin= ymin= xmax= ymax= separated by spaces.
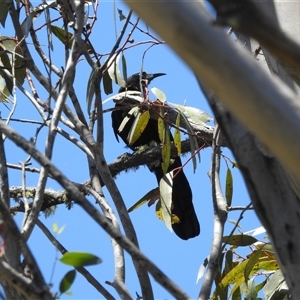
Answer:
xmin=9 ymin=135 xmax=210 ymax=215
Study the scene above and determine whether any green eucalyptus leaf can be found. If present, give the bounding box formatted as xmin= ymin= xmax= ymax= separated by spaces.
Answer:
xmin=222 ymin=234 xmax=258 ymax=247
xmin=86 ymin=68 xmax=96 ymax=114
xmin=161 ymin=123 xmax=171 ymax=174
xmin=107 ymin=52 xmax=126 ymax=87
xmin=127 ymin=188 xmax=159 ymax=212
xmin=158 ymin=107 xmax=164 ymax=142
xmin=169 ymin=102 xmax=212 ymax=126
xmin=103 ymin=69 xmax=113 ymax=95
xmin=0 ymin=37 xmax=25 ymax=102
xmin=21 ymin=0 xmax=57 ymax=36
xmin=226 ymin=168 xmax=233 ymax=207
xmin=174 ymin=112 xmax=181 ymax=156
xmin=159 ymin=172 xmax=173 ymax=232
xmin=264 ymin=270 xmax=289 ymax=300
xmin=50 ymin=25 xmax=74 ymax=49
xmin=151 ymin=87 xmax=166 ymax=103
xmin=0 ymin=0 xmax=8 ymax=27
xmin=177 ymin=108 xmax=200 ymax=170
xmin=128 ymin=109 xmax=150 ymax=145
xmin=59 ymin=269 xmax=76 ymax=294
xmin=60 ymin=252 xmax=102 ymax=267
xmin=196 ymin=256 xmax=209 ymax=283
xmin=121 ymin=52 xmax=127 ymax=82
xmin=118 ymin=106 xmax=138 ymax=133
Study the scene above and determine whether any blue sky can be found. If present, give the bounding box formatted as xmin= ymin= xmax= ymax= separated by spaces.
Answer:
xmin=2 ymin=1 xmax=263 ymax=299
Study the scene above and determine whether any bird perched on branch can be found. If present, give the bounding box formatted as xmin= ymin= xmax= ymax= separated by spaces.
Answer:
xmin=111 ymin=71 xmax=200 ymax=240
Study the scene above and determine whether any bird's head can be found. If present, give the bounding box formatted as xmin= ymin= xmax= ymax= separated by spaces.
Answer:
xmin=119 ymin=71 xmax=166 ymax=93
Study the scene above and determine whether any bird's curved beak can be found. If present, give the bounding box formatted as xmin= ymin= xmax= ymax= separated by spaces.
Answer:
xmin=147 ymin=73 xmax=166 ymax=80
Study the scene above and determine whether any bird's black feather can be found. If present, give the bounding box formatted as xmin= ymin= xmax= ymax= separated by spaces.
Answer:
xmin=111 ymin=72 xmax=200 ymax=240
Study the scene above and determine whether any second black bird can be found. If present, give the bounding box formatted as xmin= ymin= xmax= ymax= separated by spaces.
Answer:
xmin=111 ymin=72 xmax=200 ymax=240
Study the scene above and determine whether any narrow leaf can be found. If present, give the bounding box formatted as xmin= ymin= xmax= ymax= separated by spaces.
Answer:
xmin=232 ymin=285 xmax=241 ymax=300
xmin=224 ymin=250 xmax=233 ymax=275
xmin=228 ymin=219 xmax=242 ymax=229
xmin=86 ymin=68 xmax=96 ymax=114
xmin=102 ymin=90 xmax=142 ymax=106
xmin=103 ymin=70 xmax=113 ymax=95
xmin=218 ymin=259 xmax=249 ymax=293
xmin=0 ymin=0 xmax=8 ymax=27
xmin=155 ymin=200 xmax=163 ymax=221
xmin=174 ymin=111 xmax=181 ymax=155
xmin=225 ymin=168 xmax=233 ymax=207
xmin=216 ymin=252 xmax=226 ymax=285
xmin=161 ymin=123 xmax=171 ymax=174
xmin=169 ymin=102 xmax=212 ymax=125
xmin=157 ymin=107 xmax=164 ymax=142
xmin=244 ymin=248 xmax=266 ymax=283
xmin=151 ymin=87 xmax=166 ymax=103
xmin=255 ymin=279 xmax=267 ymax=294
xmin=117 ymin=9 xmax=126 ymax=21
xmin=60 ymin=252 xmax=102 ymax=267
xmin=222 ymin=234 xmax=258 ymax=247
xmin=196 ymin=256 xmax=209 ymax=283
xmin=45 ymin=7 xmax=53 ymax=50
xmin=107 ymin=53 xmax=126 ymax=87
xmin=15 ymin=57 xmax=26 ymax=88
xmin=0 ymin=37 xmax=26 ymax=97
xmin=50 ymin=25 xmax=74 ymax=49
xmin=127 ymin=188 xmax=159 ymax=212
xmin=251 ymin=258 xmax=279 ymax=274
xmin=228 ymin=158 xmax=239 ymax=168
xmin=52 ymin=222 xmax=58 ymax=233
xmin=243 ymin=279 xmax=257 ymax=300
xmin=244 ymin=226 xmax=266 ymax=237
xmin=127 ymin=109 xmax=150 ymax=145
xmin=0 ymin=46 xmax=13 ymax=96
xmin=159 ymin=172 xmax=173 ymax=232
xmin=178 ymin=108 xmax=199 ymax=171
xmin=59 ymin=269 xmax=76 ymax=294
xmin=57 ymin=225 xmax=66 ymax=235
xmin=121 ymin=52 xmax=127 ymax=82
xmin=227 ymin=256 xmax=278 ymax=298
xmin=20 ymin=0 xmax=58 ymax=36
xmin=128 ymin=198 xmax=148 ymax=212
xmin=118 ymin=106 xmax=138 ymax=134
xmin=264 ymin=270 xmax=289 ymax=299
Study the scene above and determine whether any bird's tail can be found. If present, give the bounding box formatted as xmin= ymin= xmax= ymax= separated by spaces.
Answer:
xmin=153 ymin=157 xmax=200 ymax=240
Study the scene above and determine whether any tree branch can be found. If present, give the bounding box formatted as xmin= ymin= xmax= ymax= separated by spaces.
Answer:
xmin=199 ymin=124 xmax=227 ymax=300
xmin=94 ymin=64 xmax=153 ymax=299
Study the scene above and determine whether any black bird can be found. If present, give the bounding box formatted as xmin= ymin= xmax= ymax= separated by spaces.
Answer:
xmin=111 ymin=72 xmax=200 ymax=240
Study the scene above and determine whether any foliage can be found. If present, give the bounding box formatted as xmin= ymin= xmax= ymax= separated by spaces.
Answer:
xmin=0 ymin=0 xmax=295 ymax=299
